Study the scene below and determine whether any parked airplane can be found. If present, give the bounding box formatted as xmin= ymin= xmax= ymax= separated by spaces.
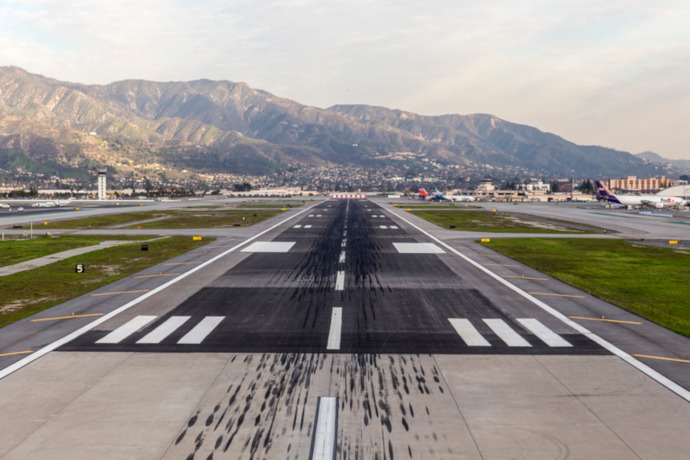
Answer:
xmin=568 ymin=194 xmax=595 ymax=202
xmin=0 ymin=203 xmax=9 ymax=209
xmin=595 ymin=181 xmax=687 ymax=208
xmin=418 ymin=188 xmax=476 ymax=202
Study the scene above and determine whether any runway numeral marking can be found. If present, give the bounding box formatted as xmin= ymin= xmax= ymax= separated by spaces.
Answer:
xmin=517 ymin=318 xmax=572 ymax=347
xmin=178 ymin=316 xmax=225 ymax=344
xmin=483 ymin=319 xmax=532 ymax=347
xmin=137 ymin=316 xmax=191 ymax=344
xmin=327 ymin=308 xmax=342 ymax=350
xmin=96 ymin=316 xmax=157 ymax=344
xmin=449 ymin=318 xmax=491 ymax=346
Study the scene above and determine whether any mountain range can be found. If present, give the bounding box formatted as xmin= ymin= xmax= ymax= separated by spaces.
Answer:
xmin=0 ymin=66 xmax=674 ymax=179
xmin=635 ymin=151 xmax=690 ymax=170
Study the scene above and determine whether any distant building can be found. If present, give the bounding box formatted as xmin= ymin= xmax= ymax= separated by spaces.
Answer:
xmin=607 ymin=176 xmax=673 ymax=194
xmin=552 ymin=179 xmax=573 ymax=193
xmin=97 ymin=168 xmax=107 ymax=200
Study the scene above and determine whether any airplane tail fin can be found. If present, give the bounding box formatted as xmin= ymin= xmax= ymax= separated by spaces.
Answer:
xmin=418 ymin=188 xmax=429 ymax=197
xmin=594 ymin=181 xmax=615 ymax=198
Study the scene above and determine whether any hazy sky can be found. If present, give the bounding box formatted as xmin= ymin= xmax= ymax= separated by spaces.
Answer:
xmin=1 ymin=0 xmax=689 ymax=159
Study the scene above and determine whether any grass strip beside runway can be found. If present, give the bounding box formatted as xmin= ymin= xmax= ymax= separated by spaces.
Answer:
xmin=0 ymin=236 xmax=212 ymax=329
xmin=0 ymin=235 xmax=153 ymax=267
xmin=481 ymin=238 xmax=690 ymax=338
xmin=21 ymin=209 xmax=281 ymax=230
xmin=121 ymin=210 xmax=280 ymax=229
xmin=410 ymin=210 xmax=589 ymax=233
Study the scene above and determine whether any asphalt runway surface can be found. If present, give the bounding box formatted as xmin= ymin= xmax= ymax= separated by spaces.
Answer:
xmin=1 ymin=198 xmax=690 ymax=459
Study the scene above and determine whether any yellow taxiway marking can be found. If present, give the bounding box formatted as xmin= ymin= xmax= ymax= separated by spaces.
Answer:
xmin=569 ymin=316 xmax=642 ymax=325
xmin=30 ymin=313 xmax=105 ymax=322
xmin=633 ymin=354 xmax=690 ymax=364
xmin=528 ymin=292 xmax=586 ymax=298
xmin=91 ymin=290 xmax=150 ymax=296
xmin=163 ymin=262 xmax=203 ymax=265
xmin=502 ymin=276 xmax=549 ymax=281
xmin=0 ymin=351 xmax=33 ymax=357
xmin=133 ymin=273 xmax=181 ymax=278
xmin=481 ymin=263 xmax=520 ymax=267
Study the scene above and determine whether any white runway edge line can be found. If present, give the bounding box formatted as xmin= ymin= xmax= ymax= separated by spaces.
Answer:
xmin=310 ymin=397 xmax=338 ymax=460
xmin=327 ymin=308 xmax=342 ymax=350
xmin=388 ymin=206 xmax=690 ymax=403
xmin=0 ymin=201 xmax=326 ymax=381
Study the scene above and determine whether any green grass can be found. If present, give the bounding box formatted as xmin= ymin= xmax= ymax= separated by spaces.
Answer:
xmin=0 ymin=235 xmax=154 ymax=267
xmin=481 ymin=238 xmax=690 ymax=338
xmin=235 ymin=204 xmax=303 ymax=208
xmin=0 ymin=236 xmax=212 ymax=329
xmin=409 ymin=210 xmax=586 ymax=233
xmin=397 ymin=204 xmax=481 ymax=209
xmin=21 ymin=211 xmax=168 ymax=229
xmin=121 ymin=210 xmax=281 ymax=229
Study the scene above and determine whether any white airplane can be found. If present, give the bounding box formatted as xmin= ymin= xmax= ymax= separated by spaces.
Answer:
xmin=418 ymin=188 xmax=476 ymax=202
xmin=0 ymin=203 xmax=9 ymax=209
xmin=32 ymin=201 xmax=58 ymax=208
xmin=595 ymin=181 xmax=687 ymax=208
xmin=569 ymin=194 xmax=595 ymax=202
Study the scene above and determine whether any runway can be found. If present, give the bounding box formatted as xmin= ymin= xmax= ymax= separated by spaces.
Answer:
xmin=1 ymin=199 xmax=689 ymax=459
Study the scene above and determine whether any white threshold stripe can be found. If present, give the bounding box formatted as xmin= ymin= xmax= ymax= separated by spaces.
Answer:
xmin=391 ymin=226 xmax=399 ymax=229
xmin=380 ymin=225 xmax=387 ymax=229
xmin=96 ymin=316 xmax=157 ymax=344
xmin=311 ymin=397 xmax=338 ymax=460
xmin=305 ymin=225 xmax=312 ymax=228
xmin=178 ymin=316 xmax=225 ymax=344
xmin=483 ymin=319 xmax=531 ymax=347
xmin=387 ymin=206 xmax=690 ymax=403
xmin=137 ymin=316 xmax=190 ymax=344
xmin=518 ymin=318 xmax=572 ymax=347
xmin=449 ymin=318 xmax=490 ymax=346
xmin=294 ymin=225 xmax=302 ymax=228
xmin=327 ymin=308 xmax=342 ymax=350
xmin=335 ymin=271 xmax=345 ymax=291
xmin=0 ymin=200 xmax=325 ymax=381
xmin=339 ymin=251 xmax=346 ymax=263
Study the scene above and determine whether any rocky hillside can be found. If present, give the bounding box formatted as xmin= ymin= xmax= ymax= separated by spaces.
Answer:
xmin=0 ymin=66 xmax=671 ymax=177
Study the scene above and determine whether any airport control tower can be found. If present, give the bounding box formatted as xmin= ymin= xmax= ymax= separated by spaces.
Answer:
xmin=97 ymin=168 xmax=107 ymax=200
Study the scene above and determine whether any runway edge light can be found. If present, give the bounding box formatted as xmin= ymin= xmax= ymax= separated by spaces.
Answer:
xmin=669 ymin=240 xmax=679 ymax=245
xmin=481 ymin=238 xmax=491 ymax=243
xmin=193 ymin=236 xmax=202 ymax=240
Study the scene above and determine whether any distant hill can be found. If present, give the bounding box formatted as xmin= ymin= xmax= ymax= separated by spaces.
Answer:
xmin=636 ymin=151 xmax=690 ymax=169
xmin=0 ymin=66 xmax=672 ymax=178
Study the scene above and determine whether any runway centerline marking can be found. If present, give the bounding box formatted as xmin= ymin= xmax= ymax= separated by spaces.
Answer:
xmin=30 ymin=313 xmax=104 ymax=322
xmin=339 ymin=251 xmax=346 ymax=263
xmin=0 ymin=351 xmax=33 ymax=357
xmin=311 ymin=397 xmax=338 ymax=460
xmin=335 ymin=271 xmax=345 ymax=291
xmin=570 ymin=316 xmax=643 ymax=325
xmin=633 ymin=354 xmax=690 ymax=364
xmin=91 ymin=290 xmax=150 ymax=296
xmin=386 ymin=205 xmax=690 ymax=403
xmin=529 ymin=292 xmax=586 ymax=298
xmin=327 ymin=308 xmax=342 ymax=350
xmin=134 ymin=273 xmax=181 ymax=278
xmin=0 ymin=200 xmax=324 ymax=381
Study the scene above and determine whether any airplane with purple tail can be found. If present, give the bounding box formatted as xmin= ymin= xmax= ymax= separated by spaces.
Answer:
xmin=595 ymin=181 xmax=687 ymax=208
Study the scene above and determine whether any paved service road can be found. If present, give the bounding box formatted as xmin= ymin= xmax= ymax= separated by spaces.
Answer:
xmin=1 ymin=199 xmax=690 ymax=460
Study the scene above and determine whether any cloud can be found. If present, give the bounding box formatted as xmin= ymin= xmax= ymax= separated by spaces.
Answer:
xmin=1 ymin=0 xmax=689 ymax=158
